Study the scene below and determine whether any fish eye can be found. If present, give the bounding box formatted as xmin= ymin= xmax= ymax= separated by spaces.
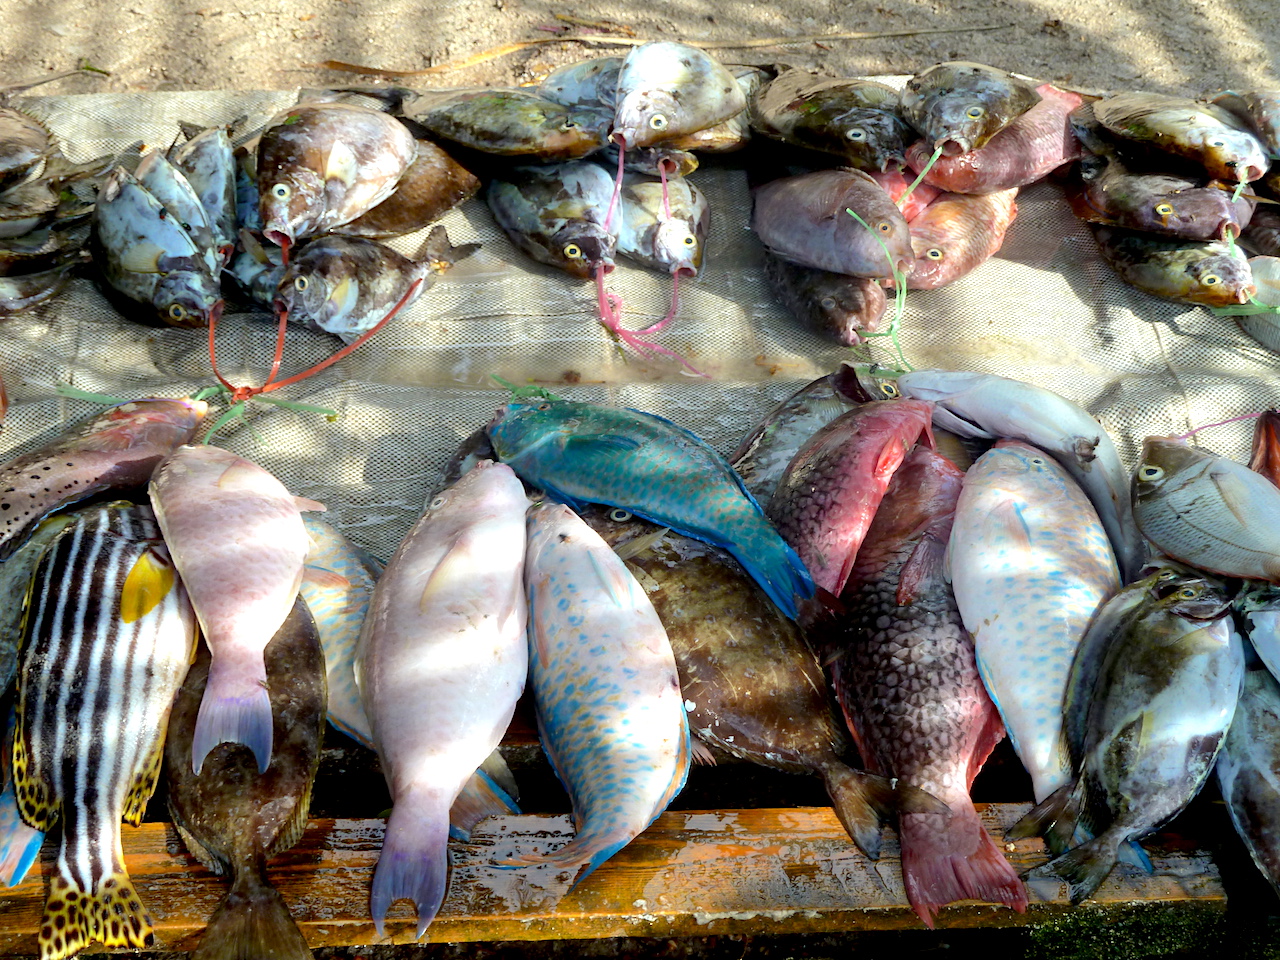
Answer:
xmin=880 ymin=381 xmax=900 ymax=398
xmin=1176 ymin=586 xmax=1200 ymax=600
xmin=1029 ymin=457 xmax=1046 ymax=465
xmin=846 ymin=128 xmax=867 ymax=142
xmin=167 ymin=303 xmax=187 ymax=321
xmin=537 ymin=402 xmax=552 ymax=411
xmin=965 ymin=106 xmax=985 ymax=119
xmin=1138 ymin=464 xmax=1165 ymax=481
xmin=563 ymin=243 xmax=583 ymax=259
xmin=649 ymin=114 xmax=669 ymax=130
xmin=683 ymin=236 xmax=696 ymax=246
xmin=1202 ymin=274 xmax=1222 ymax=285
xmin=609 ymin=508 xmax=632 ymax=522
xmin=876 ymin=221 xmax=893 ymax=233
xmin=1210 ymin=139 xmax=1225 ymax=148
xmin=271 ymin=183 xmax=291 ymax=200
xmin=926 ymin=248 xmax=944 ymax=261
xmin=1155 ymin=202 xmax=1174 ymax=217
xmin=429 ymin=495 xmax=446 ymax=509
xmin=820 ymin=296 xmax=837 ymax=311
xmin=294 ymin=276 xmax=309 ymax=291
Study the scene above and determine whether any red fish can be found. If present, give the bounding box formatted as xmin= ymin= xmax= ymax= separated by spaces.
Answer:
xmin=832 ymin=445 xmax=1027 ymax=926
xmin=904 ymin=188 xmax=1019 ymax=290
xmin=1250 ymin=409 xmax=1280 ymax=486
xmin=866 ymin=168 xmax=941 ymax=222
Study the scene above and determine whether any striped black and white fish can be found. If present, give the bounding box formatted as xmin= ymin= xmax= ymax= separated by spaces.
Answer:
xmin=11 ymin=502 xmax=196 ymax=960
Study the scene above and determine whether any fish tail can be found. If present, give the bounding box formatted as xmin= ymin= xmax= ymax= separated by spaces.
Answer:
xmin=448 ymin=766 xmax=520 ymax=842
xmin=504 ymin=829 xmax=631 ymax=890
xmin=821 ymin=763 xmax=948 ymax=860
xmin=899 ymin=806 xmax=1027 ymax=928
xmin=191 ymin=866 xmax=310 ymax=960
xmin=1005 ymin=782 xmax=1083 ymax=856
xmin=1045 ymin=829 xmax=1125 ymax=904
xmin=0 ymin=779 xmax=43 ymax=886
xmin=731 ymin=532 xmax=815 ymax=620
xmin=191 ymin=656 xmax=273 ymax=774
xmin=40 ymin=871 xmax=152 ymax=960
xmin=370 ymin=802 xmax=450 ymax=940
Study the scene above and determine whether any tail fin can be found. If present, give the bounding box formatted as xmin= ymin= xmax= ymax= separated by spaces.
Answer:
xmin=0 ymin=779 xmax=43 ymax=886
xmin=1043 ymin=829 xmax=1124 ymax=904
xmin=371 ymin=803 xmax=450 ymax=940
xmin=448 ymin=766 xmax=520 ymax=842
xmin=421 ymin=224 xmax=480 ymax=273
xmin=1005 ymin=782 xmax=1083 ymax=857
xmin=191 ymin=867 xmax=310 ymax=960
xmin=899 ymin=806 xmax=1027 ymax=928
xmin=731 ymin=531 xmax=814 ymax=621
xmin=191 ymin=657 xmax=273 ymax=774
xmin=504 ymin=828 xmax=632 ymax=891
xmin=39 ymin=872 xmax=152 ymax=960
xmin=821 ymin=763 xmax=950 ymax=860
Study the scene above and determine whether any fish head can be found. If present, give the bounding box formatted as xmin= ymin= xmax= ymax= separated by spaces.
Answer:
xmin=547 ymin=222 xmax=616 ymax=279
xmin=152 ymin=268 xmax=223 ymax=328
xmin=613 ymin=88 xmax=684 ymax=150
xmin=1148 ymin=569 xmax=1232 ymax=621
xmin=486 ymin=399 xmax=574 ymax=460
xmin=836 ymin=109 xmax=913 ymax=171
xmin=1204 ymin=128 xmax=1270 ymax=183
xmin=1132 ymin=437 xmax=1206 ymax=504
xmin=904 ymin=62 xmax=1041 ymax=156
xmin=837 ymin=362 xmax=904 ymax=403
xmin=809 ymin=274 xmax=888 ymax=343
xmin=651 ymin=218 xmax=702 ymax=277
xmin=275 ymin=249 xmax=360 ymax=331
xmin=259 ymin=166 xmax=326 ymax=248
xmin=427 ymin=458 xmax=526 ymax=519
xmin=907 ymin=232 xmax=952 ymax=288
xmin=1184 ymin=250 xmax=1256 ymax=305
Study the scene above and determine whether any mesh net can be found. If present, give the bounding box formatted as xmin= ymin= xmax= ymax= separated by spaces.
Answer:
xmin=6 ymin=85 xmax=1278 ymax=560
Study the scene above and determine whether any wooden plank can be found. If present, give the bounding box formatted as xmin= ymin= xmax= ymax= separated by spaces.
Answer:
xmin=0 ymin=805 xmax=1224 ymax=952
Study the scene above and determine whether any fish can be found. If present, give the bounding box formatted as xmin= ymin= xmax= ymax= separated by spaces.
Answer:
xmin=902 ymin=187 xmax=1018 ymax=290
xmin=1252 ymin=408 xmax=1280 ymax=483
xmin=888 ymin=368 xmax=1146 ymax=582
xmin=761 ymin=251 xmax=888 ymax=346
xmin=867 ymin=168 xmax=941 ymax=221
xmin=904 ymin=83 xmax=1084 ymax=194
xmin=330 ymin=139 xmax=480 ymax=240
xmin=1237 ymin=584 xmax=1280 ymax=689
xmin=616 ymin=176 xmax=708 ymax=277
xmin=226 ymin=228 xmax=285 ymax=306
xmin=0 ymin=223 xmax=91 ymax=277
xmin=749 ymin=72 xmax=915 ymax=171
xmin=612 ymin=41 xmax=747 ymax=149
xmin=537 ymin=56 xmax=623 ymax=111
xmin=165 ymin=598 xmax=322 ymax=960
xmin=257 ymin=101 xmax=417 ymax=248
xmin=169 ymin=126 xmax=238 ymax=263
xmin=1241 ymin=205 xmax=1280 ymax=256
xmin=1093 ymin=225 xmax=1255 ymax=306
xmin=900 ymin=61 xmax=1042 ymax=157
xmin=0 ymin=106 xmax=51 ymax=192
xmin=0 ymin=261 xmax=79 ymax=317
xmin=948 ymin=439 xmax=1121 ymax=802
xmin=0 ymin=706 xmax=44 ymax=887
xmin=1093 ymin=92 xmax=1268 ymax=182
xmin=0 ymin=513 xmax=77 ymax=695
xmin=356 ymin=460 xmax=528 ymax=937
xmin=1132 ymin=436 xmax=1280 ymax=581
xmin=0 ymin=397 xmax=206 ymax=561
xmin=751 ymin=168 xmax=914 ymax=278
xmin=135 ymin=148 xmax=219 ymax=275
xmin=660 ymin=66 xmax=765 ymax=154
xmin=410 ymin=89 xmax=606 ymax=160
xmin=487 ymin=161 xmax=617 ymax=279
xmin=148 ymin=444 xmax=319 ymax=775
xmin=1010 ymin=569 xmax=1240 ymax=903
xmin=1215 ymin=664 xmax=1280 ymax=899
xmin=833 ymin=445 xmax=1026 ymax=925
xmin=518 ymin=502 xmax=688 ymax=881
xmin=12 ymin=503 xmax=197 ymax=960
xmin=487 ymin=398 xmax=814 ymax=619
xmin=276 ymin=226 xmax=474 ymax=343
xmin=1211 ymin=90 xmax=1280 ymax=158
xmin=767 ymin=399 xmax=934 ymax=601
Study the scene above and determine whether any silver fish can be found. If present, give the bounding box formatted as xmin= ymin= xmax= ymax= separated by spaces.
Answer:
xmin=616 ymin=176 xmax=708 ymax=277
xmin=613 ymin=42 xmax=746 ymax=149
xmin=169 ymin=126 xmax=237 ymax=264
xmin=1216 ymin=665 xmax=1280 ymax=898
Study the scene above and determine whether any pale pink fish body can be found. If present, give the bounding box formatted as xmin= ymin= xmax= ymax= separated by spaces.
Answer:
xmin=148 ymin=444 xmax=316 ymax=775
xmin=904 ymin=188 xmax=1019 ymax=290
xmin=355 ymin=460 xmax=529 ymax=938
xmin=905 ymin=84 xmax=1084 ymax=194
xmin=867 ymin=168 xmax=941 ymax=221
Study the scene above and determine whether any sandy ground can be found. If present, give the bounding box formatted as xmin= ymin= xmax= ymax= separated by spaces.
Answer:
xmin=0 ymin=0 xmax=1276 ymax=98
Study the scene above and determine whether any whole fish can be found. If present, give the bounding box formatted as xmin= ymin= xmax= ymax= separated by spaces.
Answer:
xmin=149 ymin=444 xmax=319 ymax=775
xmin=257 ymin=101 xmax=417 ymax=249
xmin=1132 ymin=436 xmax=1280 ymax=581
xmin=613 ymin=41 xmax=746 ymax=149
xmin=169 ymin=126 xmax=237 ymax=262
xmin=1211 ymin=90 xmax=1280 ymax=157
xmin=411 ymin=89 xmax=605 ymax=160
xmin=904 ymin=84 xmax=1083 ymax=194
xmin=538 ymin=56 xmax=623 ymax=111
xmin=900 ymin=61 xmax=1041 ymax=157
xmin=165 ymin=599 xmax=323 ymax=960
xmin=487 ymin=399 xmax=814 ymax=619
xmin=767 ymin=399 xmax=934 ymax=600
xmin=488 ymin=162 xmax=617 ymax=279
xmin=276 ymin=226 xmax=474 ymax=342
xmin=519 ymin=502 xmax=688 ymax=881
xmin=12 ymin=503 xmax=196 ymax=960
xmin=867 ymin=168 xmax=942 ymax=220
xmin=357 ymin=460 xmax=527 ymax=937
xmin=949 ymin=440 xmax=1120 ymax=802
xmin=752 ymin=168 xmax=914 ymax=278
xmin=887 ymin=369 xmax=1146 ymax=582
xmin=1216 ymin=665 xmax=1280 ymax=898
xmin=903 ymin=187 xmax=1018 ymax=289
xmin=330 ymin=139 xmax=479 ymax=239
xmin=834 ymin=445 xmax=1026 ymax=925
xmin=616 ymin=176 xmax=708 ymax=276
xmin=1093 ymin=225 xmax=1255 ymax=306
xmin=0 ymin=397 xmax=206 ymax=561
xmin=749 ymin=72 xmax=914 ymax=171
xmin=762 ymin=251 xmax=888 ymax=346
xmin=1093 ymin=92 xmax=1268 ymax=182
xmin=1011 ymin=569 xmax=1240 ymax=903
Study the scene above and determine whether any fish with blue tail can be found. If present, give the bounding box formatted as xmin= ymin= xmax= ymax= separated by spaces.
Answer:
xmin=0 ymin=706 xmax=42 ymax=887
xmin=13 ymin=502 xmax=197 ymax=960
xmin=487 ymin=398 xmax=814 ymax=619
xmin=517 ymin=501 xmax=689 ymax=884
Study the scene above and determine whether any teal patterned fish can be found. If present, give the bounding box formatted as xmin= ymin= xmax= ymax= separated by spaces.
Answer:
xmin=487 ymin=399 xmax=814 ymax=619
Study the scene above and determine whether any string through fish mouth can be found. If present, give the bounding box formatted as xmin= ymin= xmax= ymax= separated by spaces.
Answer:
xmin=846 ymin=207 xmax=913 ymax=372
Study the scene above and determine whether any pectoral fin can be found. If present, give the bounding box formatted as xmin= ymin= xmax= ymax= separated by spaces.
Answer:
xmin=120 ymin=547 xmax=176 ymax=624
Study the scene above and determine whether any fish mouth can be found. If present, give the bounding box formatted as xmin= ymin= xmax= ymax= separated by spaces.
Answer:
xmin=895 ymin=256 xmax=915 ymax=277
xmin=1236 ymin=284 xmax=1258 ymax=304
xmin=939 ymin=138 xmax=970 ymax=157
xmin=1218 ymin=221 xmax=1242 ymax=241
xmin=674 ymin=265 xmax=697 ymax=279
xmin=264 ymin=229 xmax=292 ymax=252
xmin=1232 ymin=161 xmax=1268 ymax=183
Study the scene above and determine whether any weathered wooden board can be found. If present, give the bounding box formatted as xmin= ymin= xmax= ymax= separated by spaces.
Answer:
xmin=0 ymin=804 xmax=1223 ymax=953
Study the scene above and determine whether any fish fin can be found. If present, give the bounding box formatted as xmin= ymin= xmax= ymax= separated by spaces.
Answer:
xmin=116 ymin=240 xmax=168 ymax=274
xmin=449 ymin=767 xmax=521 ymax=841
xmin=564 ymin=434 xmax=643 ymax=454
xmin=654 ymin=719 xmax=692 ymax=815
xmin=985 ymin=497 xmax=1033 ymax=552
xmin=820 ymin=764 xmax=950 ymax=861
xmin=478 ymin=748 xmax=520 ymax=803
xmin=611 ymin=527 xmax=670 ymax=562
xmin=326 ymin=712 xmax=374 ymax=749
xmin=586 ymin=547 xmax=641 ymax=609
xmin=191 ymin=870 xmax=311 ymax=960
xmin=1207 ymin=467 xmax=1259 ymax=529
xmin=0 ymin=779 xmax=44 ymax=886
xmin=11 ymin=709 xmax=57 ymax=833
xmin=370 ymin=805 xmax=450 ymax=939
xmin=1040 ymin=829 xmax=1124 ymax=904
xmin=121 ymin=735 xmax=166 ymax=827
xmin=325 ymin=139 xmax=359 ymax=186
xmin=897 ymin=532 xmax=947 ymax=606
xmin=1005 ymin=781 xmax=1083 ymax=858
xmin=40 ymin=872 xmax=152 ymax=960
xmin=1168 ymin=626 xmax=1226 ymax=655
xmin=191 ymin=658 xmax=273 ymax=774
xmin=302 ymin=565 xmax=350 ymax=590
xmin=293 ymin=496 xmax=327 ymax=513
xmin=726 ymin=530 xmax=815 ymax=621
xmin=119 ymin=546 xmax=177 ymax=624
xmin=419 ymin=530 xmax=483 ymax=612
xmin=215 ymin=458 xmax=266 ymax=492
xmin=325 ymin=275 xmax=360 ymax=322
xmin=690 ymin=738 xmax=718 ymax=765
xmin=874 ymin=436 xmax=909 ymax=482
xmin=173 ymin=820 xmax=224 ymax=875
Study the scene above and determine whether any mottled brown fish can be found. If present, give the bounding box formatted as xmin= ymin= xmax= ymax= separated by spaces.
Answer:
xmin=900 ymin=61 xmax=1041 ymax=157
xmin=1093 ymin=225 xmax=1255 ymax=306
xmin=904 ymin=188 xmax=1019 ymax=290
xmin=761 ymin=251 xmax=888 ymax=346
xmin=0 ymin=106 xmax=51 ymax=192
xmin=411 ymin=89 xmax=606 ymax=160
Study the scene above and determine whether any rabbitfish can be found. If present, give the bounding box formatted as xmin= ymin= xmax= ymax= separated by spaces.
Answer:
xmin=617 ymin=176 xmax=708 ymax=276
xmin=834 ymin=445 xmax=1025 ymax=925
xmin=1093 ymin=225 xmax=1255 ymax=306
xmin=900 ymin=61 xmax=1041 ymax=157
xmin=13 ymin=503 xmax=196 ymax=960
xmin=411 ymin=89 xmax=605 ymax=160
xmin=1211 ymin=90 xmax=1280 ymax=157
xmin=613 ymin=41 xmax=746 ymax=149
xmin=1216 ymin=665 xmax=1280 ymax=899
xmin=1011 ymin=569 xmax=1239 ymax=903
xmin=330 ymin=139 xmax=479 ymax=240
xmin=905 ymin=83 xmax=1083 ymax=194
xmin=165 ymin=599 xmax=323 ymax=960
xmin=488 ymin=399 xmax=813 ymax=619
xmin=1133 ymin=436 xmax=1280 ymax=581
xmin=538 ymin=56 xmax=623 ymax=111
xmin=488 ymin=162 xmax=617 ymax=279
xmin=169 ymin=126 xmax=237 ymax=263
xmin=149 ymin=444 xmax=320 ymax=775
xmin=356 ymin=461 xmax=527 ymax=938
xmin=903 ymin=188 xmax=1018 ymax=289
xmin=752 ymin=168 xmax=914 ymax=278
xmin=949 ymin=440 xmax=1120 ymax=802
xmin=519 ymin=502 xmax=688 ymax=882
xmin=762 ymin=251 xmax=888 ymax=347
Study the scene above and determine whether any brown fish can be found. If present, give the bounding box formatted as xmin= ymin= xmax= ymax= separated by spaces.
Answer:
xmin=410 ymin=89 xmax=606 ymax=160
xmin=330 ymin=139 xmax=479 ymax=239
xmin=904 ymin=188 xmax=1019 ymax=290
xmin=761 ymin=251 xmax=888 ymax=346
xmin=1250 ymin=409 xmax=1280 ymax=484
